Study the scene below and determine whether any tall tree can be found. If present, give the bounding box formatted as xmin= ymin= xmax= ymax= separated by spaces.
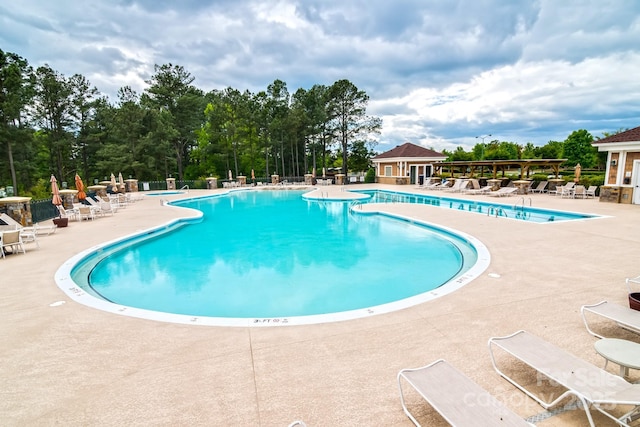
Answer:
xmin=0 ymin=50 xmax=35 ymax=194
xmin=563 ymin=129 xmax=596 ymax=167
xmin=142 ymin=63 xmax=205 ymax=180
xmin=327 ymin=79 xmax=380 ymax=175
xmin=34 ymin=65 xmax=75 ymax=181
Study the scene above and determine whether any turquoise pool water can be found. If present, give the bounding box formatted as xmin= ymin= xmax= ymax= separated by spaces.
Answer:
xmin=65 ymin=190 xmax=486 ymax=324
xmin=355 ymin=190 xmax=599 ymax=222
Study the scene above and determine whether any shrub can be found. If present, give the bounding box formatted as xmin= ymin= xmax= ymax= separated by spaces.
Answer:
xmin=364 ymin=168 xmax=376 ymax=183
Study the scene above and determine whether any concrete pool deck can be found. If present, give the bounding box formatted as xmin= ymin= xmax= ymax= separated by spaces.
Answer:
xmin=2 ymin=184 xmax=640 ymax=426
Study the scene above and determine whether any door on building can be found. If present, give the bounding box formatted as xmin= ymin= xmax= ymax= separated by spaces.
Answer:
xmin=633 ymin=160 xmax=640 ymax=204
xmin=410 ymin=166 xmax=417 ymax=185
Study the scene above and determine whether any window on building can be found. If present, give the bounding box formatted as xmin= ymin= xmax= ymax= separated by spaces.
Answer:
xmin=384 ymin=166 xmax=392 ymax=176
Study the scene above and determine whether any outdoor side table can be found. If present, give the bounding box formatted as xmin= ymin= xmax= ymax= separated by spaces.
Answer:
xmin=594 ymin=338 xmax=640 ymax=377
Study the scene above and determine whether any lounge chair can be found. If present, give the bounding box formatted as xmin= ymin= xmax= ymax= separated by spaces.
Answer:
xmin=581 ymin=300 xmax=640 ymax=339
xmin=486 ymin=187 xmax=518 ymax=197
xmin=464 ymin=185 xmax=492 ymax=195
xmin=530 ymin=181 xmax=548 ymax=193
xmin=585 ymin=185 xmax=598 ymax=198
xmin=0 ymin=229 xmax=26 ymax=258
xmin=489 ymin=330 xmax=640 ymax=426
xmin=444 ymin=179 xmax=469 ymax=193
xmin=398 ymin=359 xmax=534 ymax=426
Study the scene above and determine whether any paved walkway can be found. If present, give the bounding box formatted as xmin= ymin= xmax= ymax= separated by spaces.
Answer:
xmin=2 ymin=184 xmax=639 ymax=426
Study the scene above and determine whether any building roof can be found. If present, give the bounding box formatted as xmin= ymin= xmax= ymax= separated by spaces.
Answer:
xmin=592 ymin=126 xmax=640 ymax=145
xmin=372 ymin=142 xmax=446 ymax=160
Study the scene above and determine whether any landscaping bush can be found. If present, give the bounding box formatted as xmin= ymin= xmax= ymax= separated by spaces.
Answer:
xmin=364 ymin=168 xmax=376 ymax=183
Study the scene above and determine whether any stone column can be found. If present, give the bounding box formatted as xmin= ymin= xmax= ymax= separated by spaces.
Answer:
xmin=237 ymin=176 xmax=246 ymax=186
xmin=206 ymin=177 xmax=217 ymax=189
xmin=271 ymin=174 xmax=280 ymax=185
xmin=166 ymin=178 xmax=176 ymax=190
xmin=125 ymin=179 xmax=138 ymax=192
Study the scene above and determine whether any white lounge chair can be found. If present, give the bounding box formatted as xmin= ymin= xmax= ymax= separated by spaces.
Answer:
xmin=581 ymin=300 xmax=640 ymax=339
xmin=486 ymin=187 xmax=518 ymax=197
xmin=398 ymin=359 xmax=534 ymax=426
xmin=489 ymin=330 xmax=640 ymax=426
xmin=464 ymin=185 xmax=492 ymax=195
xmin=530 ymin=181 xmax=548 ymax=193
xmin=443 ymin=179 xmax=469 ymax=193
xmin=585 ymin=185 xmax=598 ymax=198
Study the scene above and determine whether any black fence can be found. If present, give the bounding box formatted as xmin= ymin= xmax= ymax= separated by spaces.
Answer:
xmin=30 ymin=199 xmax=59 ymax=223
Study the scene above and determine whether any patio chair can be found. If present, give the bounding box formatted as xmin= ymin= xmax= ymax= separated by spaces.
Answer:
xmin=530 ymin=181 xmax=548 ymax=193
xmin=0 ymin=229 xmax=26 ymax=258
xmin=560 ymin=183 xmax=576 ymax=198
xmin=581 ymin=300 xmax=640 ymax=339
xmin=85 ymin=197 xmax=105 ymax=216
xmin=398 ymin=359 xmax=534 ymax=426
xmin=585 ymin=185 xmax=598 ymax=198
xmin=78 ymin=206 xmax=95 ymax=221
xmin=573 ymin=185 xmax=587 ymax=198
xmin=488 ymin=330 xmax=640 ymax=426
xmin=57 ymin=205 xmax=80 ymax=221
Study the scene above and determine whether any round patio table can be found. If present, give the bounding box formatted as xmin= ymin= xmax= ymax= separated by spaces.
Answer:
xmin=594 ymin=338 xmax=640 ymax=377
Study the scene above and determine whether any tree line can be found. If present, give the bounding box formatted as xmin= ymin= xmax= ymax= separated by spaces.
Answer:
xmin=442 ymin=128 xmax=614 ymax=169
xmin=0 ymin=49 xmax=382 ymax=197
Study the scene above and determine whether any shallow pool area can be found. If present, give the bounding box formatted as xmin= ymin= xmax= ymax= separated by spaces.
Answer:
xmin=354 ymin=189 xmax=601 ymax=223
xmin=56 ymin=190 xmax=489 ymax=326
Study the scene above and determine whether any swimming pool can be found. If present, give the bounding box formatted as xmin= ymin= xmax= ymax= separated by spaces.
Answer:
xmin=56 ymin=190 xmax=489 ymax=326
xmin=354 ymin=190 xmax=600 ymax=223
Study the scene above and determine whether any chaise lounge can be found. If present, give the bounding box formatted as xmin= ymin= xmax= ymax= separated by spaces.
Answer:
xmin=489 ymin=330 xmax=640 ymax=426
xmin=581 ymin=300 xmax=640 ymax=339
xmin=398 ymin=359 xmax=534 ymax=426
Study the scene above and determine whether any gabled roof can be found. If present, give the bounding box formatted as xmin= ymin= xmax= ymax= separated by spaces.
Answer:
xmin=592 ymin=126 xmax=640 ymax=144
xmin=372 ymin=142 xmax=446 ymax=160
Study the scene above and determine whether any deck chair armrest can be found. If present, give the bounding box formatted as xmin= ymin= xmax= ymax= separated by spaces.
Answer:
xmin=581 ymin=300 xmax=609 ymax=339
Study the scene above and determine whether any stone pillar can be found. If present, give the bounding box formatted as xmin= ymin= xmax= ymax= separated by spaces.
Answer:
xmin=335 ymin=174 xmax=346 ymax=185
xmin=548 ymin=178 xmax=564 ymax=192
xmin=304 ymin=174 xmax=313 ymax=185
xmin=125 ymin=179 xmax=138 ymax=192
xmin=237 ymin=176 xmax=246 ymax=186
xmin=59 ymin=189 xmax=78 ymax=209
xmin=206 ymin=177 xmax=218 ymax=189
xmin=271 ymin=174 xmax=280 ymax=185
xmin=0 ymin=197 xmax=32 ymax=226
xmin=166 ymin=177 xmax=176 ymax=190
xmin=487 ymin=179 xmax=502 ymax=191
xmin=87 ymin=185 xmax=107 ymax=198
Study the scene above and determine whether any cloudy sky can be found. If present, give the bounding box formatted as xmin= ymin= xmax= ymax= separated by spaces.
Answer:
xmin=2 ymin=0 xmax=639 ymax=153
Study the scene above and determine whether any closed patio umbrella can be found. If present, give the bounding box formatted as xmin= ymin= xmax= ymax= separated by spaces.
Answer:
xmin=51 ymin=175 xmax=62 ymax=206
xmin=118 ymin=172 xmax=124 ymax=188
xmin=251 ymin=169 xmax=255 ymax=180
xmin=228 ymin=170 xmax=233 ymax=181
xmin=574 ymin=163 xmax=582 ymax=183
xmin=75 ymin=174 xmax=86 ymax=200
xmin=110 ymin=173 xmax=117 ymax=191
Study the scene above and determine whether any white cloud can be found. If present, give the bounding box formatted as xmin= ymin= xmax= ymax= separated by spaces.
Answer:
xmin=1 ymin=0 xmax=639 ymax=154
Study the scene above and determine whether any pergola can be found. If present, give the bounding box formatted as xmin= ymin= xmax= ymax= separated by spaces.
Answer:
xmin=432 ymin=159 xmax=567 ymax=180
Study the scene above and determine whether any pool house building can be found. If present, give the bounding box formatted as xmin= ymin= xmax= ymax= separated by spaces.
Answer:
xmin=372 ymin=142 xmax=447 ymax=186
